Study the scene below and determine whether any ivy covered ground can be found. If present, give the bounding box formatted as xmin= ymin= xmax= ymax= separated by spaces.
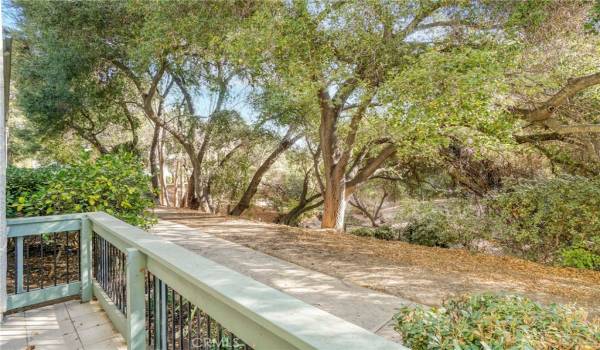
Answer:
xmin=156 ymin=209 xmax=600 ymax=318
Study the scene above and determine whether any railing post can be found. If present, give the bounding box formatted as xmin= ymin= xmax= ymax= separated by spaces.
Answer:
xmin=80 ymin=216 xmax=92 ymax=302
xmin=15 ymin=236 xmax=23 ymax=294
xmin=126 ymin=248 xmax=146 ymax=350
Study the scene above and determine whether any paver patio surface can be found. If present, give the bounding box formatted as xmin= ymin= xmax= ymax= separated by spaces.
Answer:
xmin=0 ymin=300 xmax=126 ymax=350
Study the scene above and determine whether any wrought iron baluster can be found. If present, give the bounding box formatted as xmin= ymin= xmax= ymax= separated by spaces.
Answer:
xmin=187 ymin=301 xmax=191 ymax=350
xmin=179 ymin=294 xmax=183 ymax=350
xmin=77 ymin=232 xmax=81 ymax=281
xmin=13 ymin=238 xmax=18 ymax=294
xmin=104 ymin=238 xmax=108 ymax=289
xmin=146 ymin=272 xmax=152 ymax=347
xmin=171 ymin=288 xmax=176 ymax=350
xmin=109 ymin=244 xmax=114 ymax=298
xmin=113 ymin=245 xmax=117 ymax=306
xmin=25 ymin=237 xmax=30 ymax=292
xmin=53 ymin=236 xmax=58 ymax=286
xmin=123 ymin=249 xmax=127 ymax=313
xmin=66 ymin=233 xmax=70 ymax=284
xmin=39 ymin=235 xmax=44 ymax=289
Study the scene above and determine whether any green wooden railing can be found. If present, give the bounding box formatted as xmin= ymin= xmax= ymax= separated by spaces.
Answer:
xmin=6 ymin=213 xmax=90 ymax=310
xmin=6 ymin=212 xmax=406 ymax=350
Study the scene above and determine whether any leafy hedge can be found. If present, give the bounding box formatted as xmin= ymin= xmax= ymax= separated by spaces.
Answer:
xmin=490 ymin=176 xmax=600 ymax=270
xmin=396 ymin=294 xmax=600 ymax=349
xmin=6 ymin=165 xmax=57 ymax=217
xmin=8 ymin=152 xmax=156 ymax=228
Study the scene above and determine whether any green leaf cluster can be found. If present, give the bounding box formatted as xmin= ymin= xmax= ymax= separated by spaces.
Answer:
xmin=7 ymin=152 xmax=156 ymax=228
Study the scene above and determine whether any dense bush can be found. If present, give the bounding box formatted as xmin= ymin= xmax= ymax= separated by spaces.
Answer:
xmin=350 ymin=226 xmax=399 ymax=240
xmin=396 ymin=294 xmax=600 ymax=349
xmin=6 ymin=165 xmax=58 ymax=217
xmin=490 ymin=176 xmax=600 ymax=269
xmin=402 ymin=209 xmax=454 ymax=247
xmin=400 ymin=201 xmax=484 ymax=249
xmin=8 ymin=152 xmax=156 ymax=228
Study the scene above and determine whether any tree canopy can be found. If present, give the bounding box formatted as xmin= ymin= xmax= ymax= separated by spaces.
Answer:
xmin=9 ymin=0 xmax=600 ymax=230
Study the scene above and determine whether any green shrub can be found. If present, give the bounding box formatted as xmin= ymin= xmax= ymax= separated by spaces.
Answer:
xmin=6 ymin=165 xmax=58 ymax=217
xmin=402 ymin=210 xmax=454 ymax=247
xmin=399 ymin=201 xmax=484 ymax=248
xmin=8 ymin=152 xmax=156 ymax=228
xmin=560 ymin=247 xmax=600 ymax=270
xmin=349 ymin=226 xmax=399 ymax=240
xmin=489 ymin=176 xmax=600 ymax=269
xmin=396 ymin=294 xmax=600 ymax=350
xmin=350 ymin=227 xmax=374 ymax=238
xmin=372 ymin=226 xmax=397 ymax=240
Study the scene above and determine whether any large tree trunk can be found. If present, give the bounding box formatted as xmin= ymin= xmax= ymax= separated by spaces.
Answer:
xmin=229 ymin=129 xmax=300 ymax=216
xmin=321 ymin=170 xmax=347 ymax=230
xmin=319 ymin=91 xmax=348 ymax=230
xmin=149 ymin=123 xmax=161 ymax=202
xmin=201 ymin=185 xmax=215 ymax=213
xmin=184 ymin=171 xmax=199 ymax=209
xmin=317 ymin=88 xmax=395 ymax=230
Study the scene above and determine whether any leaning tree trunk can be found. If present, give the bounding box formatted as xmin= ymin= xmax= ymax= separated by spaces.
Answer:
xmin=158 ymin=127 xmax=170 ymax=207
xmin=229 ymin=129 xmax=300 ymax=216
xmin=173 ymin=160 xmax=180 ymax=207
xmin=277 ymin=197 xmax=323 ymax=226
xmin=149 ymin=123 xmax=161 ymax=202
xmin=276 ymin=170 xmax=322 ymax=226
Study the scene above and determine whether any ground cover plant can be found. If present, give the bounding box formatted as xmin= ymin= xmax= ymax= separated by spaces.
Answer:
xmin=396 ymin=294 xmax=600 ymax=349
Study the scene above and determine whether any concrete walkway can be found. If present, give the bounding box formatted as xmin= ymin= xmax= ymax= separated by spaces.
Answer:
xmin=151 ymin=220 xmax=415 ymax=343
xmin=0 ymin=300 xmax=126 ymax=350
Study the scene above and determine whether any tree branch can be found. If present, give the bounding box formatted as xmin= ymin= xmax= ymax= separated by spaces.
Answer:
xmin=119 ymin=101 xmax=139 ymax=147
xmin=416 ymin=20 xmax=497 ymax=31
xmin=346 ymin=143 xmax=396 ymax=193
xmin=111 ymin=60 xmax=143 ymax=93
xmin=395 ymin=2 xmax=444 ymax=40
xmin=511 ymin=72 xmax=600 ymax=124
xmin=515 ymin=124 xmax=600 ymax=143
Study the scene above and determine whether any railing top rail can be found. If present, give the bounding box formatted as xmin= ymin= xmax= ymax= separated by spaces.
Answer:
xmin=88 ymin=212 xmax=406 ymax=350
xmin=7 ymin=213 xmax=84 ymax=225
xmin=7 ymin=214 xmax=84 ymax=237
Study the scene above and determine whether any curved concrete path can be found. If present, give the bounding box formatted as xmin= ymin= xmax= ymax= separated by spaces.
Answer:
xmin=151 ymin=220 xmax=415 ymax=343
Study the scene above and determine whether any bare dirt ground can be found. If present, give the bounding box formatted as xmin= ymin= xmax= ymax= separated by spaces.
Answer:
xmin=156 ymin=208 xmax=600 ymax=318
